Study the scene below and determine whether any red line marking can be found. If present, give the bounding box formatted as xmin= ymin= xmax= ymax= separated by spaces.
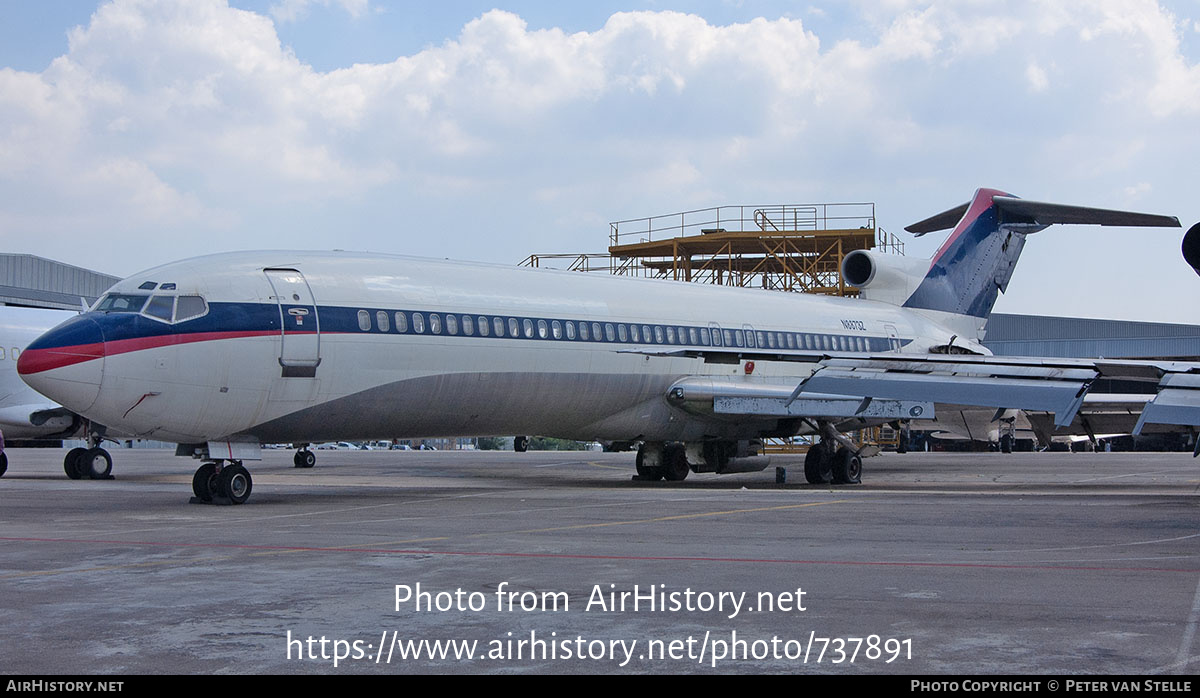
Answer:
xmin=0 ymin=536 xmax=1194 ymax=573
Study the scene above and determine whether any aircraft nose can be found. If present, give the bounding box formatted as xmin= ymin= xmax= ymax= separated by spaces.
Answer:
xmin=18 ymin=314 xmax=106 ymax=413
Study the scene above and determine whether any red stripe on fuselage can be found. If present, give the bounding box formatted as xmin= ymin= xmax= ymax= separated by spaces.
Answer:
xmin=17 ymin=330 xmax=280 ymax=375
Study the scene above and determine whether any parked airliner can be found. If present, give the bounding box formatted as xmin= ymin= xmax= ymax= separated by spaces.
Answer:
xmin=0 ymin=306 xmax=120 ymax=479
xmin=17 ymin=188 xmax=1197 ymax=503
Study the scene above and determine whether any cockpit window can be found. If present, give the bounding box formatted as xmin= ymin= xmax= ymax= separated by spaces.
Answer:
xmin=174 ymin=295 xmax=207 ymax=322
xmin=96 ymin=292 xmax=208 ymax=323
xmin=96 ymin=294 xmax=150 ymax=313
xmin=144 ymin=295 xmax=174 ymax=322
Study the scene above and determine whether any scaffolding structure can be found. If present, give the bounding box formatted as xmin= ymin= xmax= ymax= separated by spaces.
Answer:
xmin=521 ymin=202 xmax=903 ymax=296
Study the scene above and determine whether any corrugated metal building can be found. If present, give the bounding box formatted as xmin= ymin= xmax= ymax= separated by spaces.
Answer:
xmin=0 ymin=254 xmax=119 ymax=310
xmin=983 ymin=313 xmax=1200 ymax=360
xmin=971 ymin=314 xmax=1200 ymax=451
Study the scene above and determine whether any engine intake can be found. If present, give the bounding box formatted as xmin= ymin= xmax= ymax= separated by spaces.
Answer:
xmin=839 ymin=250 xmax=930 ymax=306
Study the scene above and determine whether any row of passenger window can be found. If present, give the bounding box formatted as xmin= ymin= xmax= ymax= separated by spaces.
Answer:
xmin=354 ymin=309 xmax=885 ymax=352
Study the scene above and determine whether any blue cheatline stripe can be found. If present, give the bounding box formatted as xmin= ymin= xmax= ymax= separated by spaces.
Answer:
xmin=29 ymin=300 xmax=913 ymax=354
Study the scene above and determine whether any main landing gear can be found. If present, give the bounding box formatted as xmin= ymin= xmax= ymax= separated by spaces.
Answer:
xmin=803 ymin=421 xmax=864 ymax=485
xmin=635 ymin=442 xmax=690 ymax=482
xmin=191 ymin=460 xmax=253 ymax=505
xmin=63 ymin=432 xmax=114 ymax=480
xmin=803 ymin=441 xmax=862 ymax=485
xmin=293 ymin=444 xmax=316 ymax=468
xmin=633 ymin=440 xmax=769 ymax=482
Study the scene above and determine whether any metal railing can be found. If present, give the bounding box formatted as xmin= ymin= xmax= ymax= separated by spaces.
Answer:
xmin=609 ymin=202 xmax=878 ymax=248
xmin=875 ymin=227 xmax=904 ymax=255
xmin=518 ymin=253 xmax=657 ymax=276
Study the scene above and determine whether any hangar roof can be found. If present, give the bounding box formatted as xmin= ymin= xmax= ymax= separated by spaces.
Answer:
xmin=984 ymin=313 xmax=1200 ymax=360
xmin=0 ymin=254 xmax=119 ymax=310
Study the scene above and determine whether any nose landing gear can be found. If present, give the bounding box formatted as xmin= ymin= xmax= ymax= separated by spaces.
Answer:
xmin=63 ymin=430 xmax=114 ymax=480
xmin=293 ymin=444 xmax=316 ymax=468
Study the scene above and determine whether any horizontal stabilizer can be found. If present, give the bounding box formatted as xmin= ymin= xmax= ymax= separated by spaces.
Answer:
xmin=905 ymin=195 xmax=1179 ymax=235
xmin=993 ymin=197 xmax=1180 ymax=229
xmin=905 ymin=203 xmax=969 ymax=235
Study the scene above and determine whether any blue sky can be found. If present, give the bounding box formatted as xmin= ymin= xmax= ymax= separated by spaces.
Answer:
xmin=2 ymin=0 xmax=1199 ymax=323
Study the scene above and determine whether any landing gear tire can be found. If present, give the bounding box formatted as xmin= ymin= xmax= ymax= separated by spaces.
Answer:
xmin=1000 ymin=434 xmax=1014 ymax=454
xmin=662 ymin=443 xmax=689 ymax=482
xmin=514 ymin=436 xmax=529 ymax=453
xmin=64 ymin=448 xmax=87 ymax=480
xmin=832 ymin=447 xmax=862 ymax=485
xmin=634 ymin=448 xmax=663 ymax=481
xmin=0 ymin=452 xmax=6 ymax=477
xmin=81 ymin=448 xmax=112 ymax=479
xmin=192 ymin=462 xmax=219 ymax=502
xmin=294 ymin=450 xmax=316 ymax=468
xmin=804 ymin=445 xmax=832 ymax=484
xmin=219 ymin=463 xmax=253 ymax=505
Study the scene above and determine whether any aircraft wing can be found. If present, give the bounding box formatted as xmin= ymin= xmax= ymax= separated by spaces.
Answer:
xmin=0 ymin=403 xmax=83 ymax=439
xmin=796 ymin=355 xmax=1200 ymax=433
xmin=645 ymin=349 xmax=1200 ymax=435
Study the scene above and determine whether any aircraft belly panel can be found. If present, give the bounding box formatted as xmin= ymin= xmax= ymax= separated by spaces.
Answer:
xmin=242 ymin=371 xmax=681 ymax=443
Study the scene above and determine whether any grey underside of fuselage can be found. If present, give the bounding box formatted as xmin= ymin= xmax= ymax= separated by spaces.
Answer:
xmin=237 ymin=372 xmax=788 ymax=444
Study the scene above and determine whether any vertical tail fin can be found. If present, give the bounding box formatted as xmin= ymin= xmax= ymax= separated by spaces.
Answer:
xmin=901 ymin=188 xmax=1180 ymax=319
xmin=902 ymin=188 xmax=1021 ymax=319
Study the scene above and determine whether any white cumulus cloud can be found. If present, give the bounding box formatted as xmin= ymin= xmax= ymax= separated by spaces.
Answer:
xmin=0 ymin=0 xmax=1197 ymax=323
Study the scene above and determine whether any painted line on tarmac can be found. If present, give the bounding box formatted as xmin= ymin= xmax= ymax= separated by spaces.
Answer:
xmin=3 ymin=535 xmax=1200 ymax=577
xmin=485 ymin=500 xmax=849 ymax=536
xmin=1174 ymin=574 xmax=1200 ymax=672
xmin=959 ymin=531 xmax=1200 ymax=555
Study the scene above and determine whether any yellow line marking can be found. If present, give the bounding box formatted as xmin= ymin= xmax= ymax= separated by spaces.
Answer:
xmin=1 ymin=554 xmax=238 ymax=580
xmin=479 ymin=499 xmax=849 ymax=536
xmin=586 ymin=461 xmax=628 ymax=471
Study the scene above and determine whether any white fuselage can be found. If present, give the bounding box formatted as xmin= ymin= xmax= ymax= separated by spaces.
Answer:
xmin=20 ymin=251 xmax=982 ymax=446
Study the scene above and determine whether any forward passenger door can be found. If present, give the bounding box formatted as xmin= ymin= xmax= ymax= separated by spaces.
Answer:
xmin=264 ymin=268 xmax=321 ymax=377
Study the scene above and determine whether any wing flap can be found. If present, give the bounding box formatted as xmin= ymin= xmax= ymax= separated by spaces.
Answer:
xmin=796 ymin=367 xmax=1093 ymax=428
xmin=1134 ymin=374 xmax=1200 ymax=433
xmin=666 ymin=377 xmax=934 ymax=420
xmin=714 ymin=395 xmax=933 ymax=420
